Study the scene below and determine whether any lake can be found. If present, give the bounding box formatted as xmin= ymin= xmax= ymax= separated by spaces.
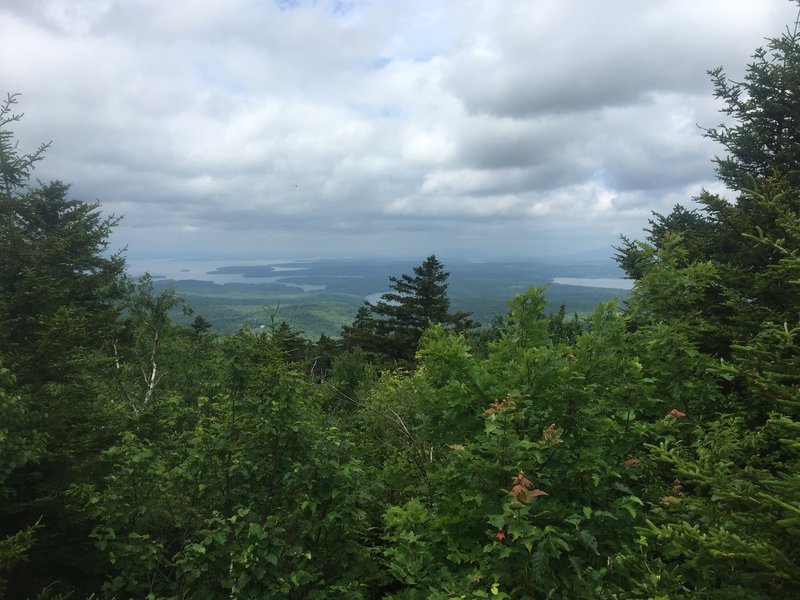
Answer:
xmin=551 ymin=277 xmax=633 ymax=290
xmin=128 ymin=258 xmax=633 ymax=299
xmin=126 ymin=258 xmax=326 ymax=291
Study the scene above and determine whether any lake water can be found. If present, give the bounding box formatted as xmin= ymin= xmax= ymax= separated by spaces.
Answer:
xmin=364 ymin=278 xmax=632 ymax=304
xmin=126 ymin=258 xmax=326 ymax=291
xmin=551 ymin=277 xmax=633 ymax=290
xmin=126 ymin=258 xmax=633 ymax=295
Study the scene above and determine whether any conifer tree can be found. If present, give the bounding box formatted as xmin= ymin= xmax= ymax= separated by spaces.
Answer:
xmin=611 ymin=8 xmax=800 ymax=596
xmin=617 ymin=5 xmax=800 ymax=350
xmin=0 ymin=93 xmax=126 ymax=596
xmin=342 ymin=255 xmax=474 ymax=362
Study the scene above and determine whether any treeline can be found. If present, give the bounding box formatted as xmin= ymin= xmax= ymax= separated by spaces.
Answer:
xmin=2 ymin=11 xmax=800 ymax=599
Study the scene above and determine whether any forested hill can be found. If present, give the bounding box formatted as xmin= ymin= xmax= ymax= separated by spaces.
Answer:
xmin=147 ymin=258 xmax=630 ymax=337
xmin=2 ymin=10 xmax=800 ymax=599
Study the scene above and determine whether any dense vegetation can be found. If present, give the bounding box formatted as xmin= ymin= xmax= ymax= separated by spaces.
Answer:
xmin=2 ymin=11 xmax=800 ymax=599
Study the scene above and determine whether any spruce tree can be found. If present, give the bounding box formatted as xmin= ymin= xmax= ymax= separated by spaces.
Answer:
xmin=617 ymin=5 xmax=800 ymax=350
xmin=611 ymin=9 xmax=800 ymax=596
xmin=342 ymin=255 xmax=474 ymax=362
xmin=0 ymin=94 xmax=126 ymax=597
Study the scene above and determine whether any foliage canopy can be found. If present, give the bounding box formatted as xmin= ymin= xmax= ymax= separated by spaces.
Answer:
xmin=3 ymin=7 xmax=800 ymax=597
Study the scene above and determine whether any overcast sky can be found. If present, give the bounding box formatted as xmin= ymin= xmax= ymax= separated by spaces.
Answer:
xmin=3 ymin=0 xmax=798 ymax=262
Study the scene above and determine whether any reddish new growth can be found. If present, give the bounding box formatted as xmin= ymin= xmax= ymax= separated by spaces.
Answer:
xmin=666 ymin=409 xmax=687 ymax=418
xmin=509 ymin=470 xmax=547 ymax=503
xmin=485 ymin=394 xmax=515 ymax=416
xmin=541 ymin=423 xmax=562 ymax=444
xmin=496 ymin=529 xmax=506 ymax=541
xmin=660 ymin=479 xmax=686 ymax=505
xmin=536 ymin=423 xmax=563 ymax=449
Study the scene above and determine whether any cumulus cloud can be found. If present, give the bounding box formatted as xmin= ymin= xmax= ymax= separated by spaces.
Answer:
xmin=1 ymin=0 xmax=797 ymax=260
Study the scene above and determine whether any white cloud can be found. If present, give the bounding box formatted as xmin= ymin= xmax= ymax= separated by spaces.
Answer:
xmin=2 ymin=0 xmax=797 ymax=260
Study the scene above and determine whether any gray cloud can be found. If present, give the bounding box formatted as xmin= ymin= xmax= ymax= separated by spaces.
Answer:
xmin=2 ymin=0 xmax=797 ymax=261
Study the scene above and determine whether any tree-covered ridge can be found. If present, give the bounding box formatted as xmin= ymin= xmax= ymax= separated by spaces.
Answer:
xmin=1 ymin=7 xmax=800 ymax=598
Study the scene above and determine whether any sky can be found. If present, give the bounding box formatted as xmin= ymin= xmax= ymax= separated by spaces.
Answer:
xmin=2 ymin=0 xmax=798 ymax=263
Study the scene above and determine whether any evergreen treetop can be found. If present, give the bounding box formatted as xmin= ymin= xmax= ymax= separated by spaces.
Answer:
xmin=342 ymin=255 xmax=474 ymax=362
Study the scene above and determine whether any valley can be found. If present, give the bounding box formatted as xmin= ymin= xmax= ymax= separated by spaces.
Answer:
xmin=146 ymin=257 xmax=632 ymax=336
